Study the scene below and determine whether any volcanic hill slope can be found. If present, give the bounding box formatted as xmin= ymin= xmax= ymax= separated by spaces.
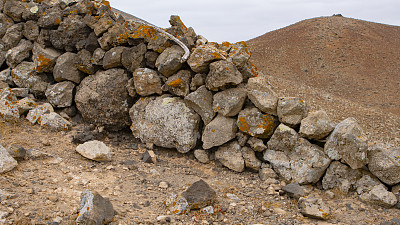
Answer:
xmin=248 ymin=15 xmax=400 ymax=145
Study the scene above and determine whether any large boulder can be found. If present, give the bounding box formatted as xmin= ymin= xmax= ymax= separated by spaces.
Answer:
xmin=155 ymin=45 xmax=185 ymax=77
xmin=75 ymin=69 xmax=131 ymax=131
xmin=76 ymin=140 xmax=112 ymax=162
xmin=237 ymin=107 xmax=279 ymax=139
xmin=184 ymin=85 xmax=215 ymax=125
xmin=322 ymin=161 xmax=362 ymax=193
xmin=212 ymin=87 xmax=247 ymax=117
xmin=264 ymin=124 xmax=331 ymax=184
xmin=277 ymin=97 xmax=308 ymax=127
xmin=205 ymin=60 xmax=243 ymax=91
xmin=129 ymin=96 xmax=200 ymax=153
xmin=324 ymin=118 xmax=368 ymax=169
xmin=246 ymin=76 xmax=278 ymax=115
xmin=202 ymin=114 xmax=237 ymax=149
xmin=299 ymin=110 xmax=334 ymax=140
xmin=187 ymin=44 xmax=226 ymax=73
xmin=132 ymin=68 xmax=162 ymax=96
xmin=215 ymin=141 xmax=245 ymax=172
xmin=368 ymin=143 xmax=400 ymax=186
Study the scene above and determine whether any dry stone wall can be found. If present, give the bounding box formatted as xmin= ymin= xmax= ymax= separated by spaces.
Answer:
xmin=0 ymin=0 xmax=399 ymax=209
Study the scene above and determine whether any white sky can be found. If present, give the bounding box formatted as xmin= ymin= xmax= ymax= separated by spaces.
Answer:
xmin=108 ymin=0 xmax=400 ymax=43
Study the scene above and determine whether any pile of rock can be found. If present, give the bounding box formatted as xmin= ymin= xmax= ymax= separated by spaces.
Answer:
xmin=0 ymin=0 xmax=399 ymax=214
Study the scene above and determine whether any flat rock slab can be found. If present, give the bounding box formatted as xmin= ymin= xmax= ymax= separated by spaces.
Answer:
xmin=298 ymin=196 xmax=330 ymax=220
xmin=76 ymin=140 xmax=112 ymax=162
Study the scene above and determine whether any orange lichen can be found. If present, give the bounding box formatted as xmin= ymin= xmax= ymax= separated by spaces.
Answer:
xmin=222 ymin=41 xmax=231 ymax=48
xmin=168 ymin=78 xmax=184 ymax=87
xmin=55 ymin=18 xmax=61 ymax=25
xmin=101 ymin=0 xmax=111 ymax=9
xmin=36 ymin=54 xmax=51 ymax=72
xmin=237 ymin=117 xmax=250 ymax=133
xmin=132 ymin=24 xmax=157 ymax=40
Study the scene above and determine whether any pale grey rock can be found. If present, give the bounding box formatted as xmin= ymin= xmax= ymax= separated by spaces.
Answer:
xmin=187 ymin=44 xmax=226 ymax=73
xmin=206 ymin=60 xmax=243 ymax=91
xmin=0 ymin=144 xmax=18 ymax=173
xmin=1 ymin=23 xmax=23 ymax=50
xmin=76 ymin=140 xmax=112 ymax=162
xmin=368 ymin=143 xmax=400 ymax=185
xmin=237 ymin=107 xmax=279 ymax=139
xmin=227 ymin=41 xmax=251 ymax=69
xmin=156 ymin=45 xmax=184 ymax=77
xmin=165 ymin=193 xmax=189 ymax=215
xmin=0 ymin=99 xmax=19 ymax=121
xmin=5 ymin=39 xmax=33 ymax=67
xmin=247 ymin=137 xmax=267 ymax=152
xmin=355 ymin=174 xmax=387 ymax=195
xmin=11 ymin=88 xmax=29 ymax=98
xmin=45 ymin=81 xmax=75 ymax=108
xmin=26 ymin=103 xmax=53 ymax=124
xmin=0 ymin=88 xmax=17 ymax=101
xmin=190 ymin=73 xmax=206 ymax=91
xmin=265 ymin=124 xmax=331 ymax=184
xmin=23 ymin=20 xmax=39 ymax=41
xmin=75 ymin=69 xmax=130 ymax=131
xmin=259 ymin=163 xmax=278 ymax=180
xmin=53 ymin=52 xmax=84 ymax=84
xmin=298 ymin=196 xmax=330 ymax=220
xmin=236 ymin=132 xmax=249 ymax=146
xmin=277 ymin=97 xmax=308 ymax=127
xmin=322 ymin=161 xmax=362 ymax=193
xmin=212 ymin=87 xmax=247 ymax=117
xmin=39 ymin=112 xmax=71 ymax=131
xmin=11 ymin=61 xmax=48 ymax=96
xmin=184 ymin=85 xmax=214 ymax=125
xmin=0 ymin=68 xmax=14 ymax=86
xmin=299 ymin=110 xmax=334 ymax=140
xmin=360 ymin=185 xmax=397 ymax=208
xmin=163 ymin=70 xmax=191 ymax=97
xmin=215 ymin=141 xmax=245 ymax=172
xmin=247 ymin=76 xmax=278 ymax=115
xmin=76 ymin=190 xmax=115 ymax=224
xmin=241 ymin=146 xmax=262 ymax=171
xmin=324 ymin=117 xmax=368 ymax=169
xmin=202 ymin=114 xmax=237 ymax=149
xmin=16 ymin=97 xmax=36 ymax=115
xmin=392 ymin=184 xmax=400 ymax=201
xmin=194 ymin=149 xmax=210 ymax=164
xmin=32 ymin=42 xmax=62 ymax=73
xmin=282 ymin=183 xmax=312 ymax=200
xmin=130 ymin=96 xmax=200 ymax=153
xmin=132 ymin=68 xmax=162 ymax=96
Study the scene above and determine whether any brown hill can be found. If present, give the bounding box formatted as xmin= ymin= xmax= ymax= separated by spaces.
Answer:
xmin=248 ymin=16 xmax=400 ymax=145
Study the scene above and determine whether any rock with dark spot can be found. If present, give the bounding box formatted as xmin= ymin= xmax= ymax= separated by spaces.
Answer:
xmin=103 ymin=46 xmax=125 ymax=69
xmin=76 ymin=190 xmax=116 ymax=224
xmin=163 ymin=70 xmax=191 ymax=97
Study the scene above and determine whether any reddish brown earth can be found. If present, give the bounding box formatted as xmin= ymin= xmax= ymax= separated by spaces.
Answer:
xmin=248 ymin=15 xmax=400 ymax=146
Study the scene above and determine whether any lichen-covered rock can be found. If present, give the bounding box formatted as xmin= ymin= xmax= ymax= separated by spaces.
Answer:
xmin=212 ymin=87 xmax=247 ymax=117
xmin=32 ymin=42 xmax=62 ymax=73
xmin=0 ymin=144 xmax=18 ymax=173
xmin=277 ymin=97 xmax=308 ymax=127
xmin=355 ymin=174 xmax=387 ymax=195
xmin=215 ymin=141 xmax=245 ymax=172
xmin=75 ymin=69 xmax=131 ymax=131
xmin=184 ymin=85 xmax=214 ymax=125
xmin=45 ymin=81 xmax=75 ymax=108
xmin=298 ymin=196 xmax=330 ymax=220
xmin=132 ymin=68 xmax=162 ymax=96
xmin=227 ymin=41 xmax=251 ymax=69
xmin=324 ymin=117 xmax=368 ymax=169
xmin=247 ymin=76 xmax=278 ymax=115
xmin=0 ymin=68 xmax=14 ymax=86
xmin=129 ymin=96 xmax=200 ymax=153
xmin=11 ymin=61 xmax=48 ymax=96
xmin=1 ymin=23 xmax=23 ymax=50
xmin=26 ymin=103 xmax=54 ymax=124
xmin=53 ymin=52 xmax=84 ymax=84
xmin=239 ymin=60 xmax=260 ymax=80
xmin=77 ymin=49 xmax=96 ymax=75
xmin=22 ymin=20 xmax=39 ymax=41
xmin=156 ymin=45 xmax=185 ymax=77
xmin=163 ymin=70 xmax=191 ymax=97
xmin=76 ymin=190 xmax=115 ymax=224
xmin=205 ymin=60 xmax=243 ymax=91
xmin=76 ymin=140 xmax=112 ymax=162
xmin=202 ymin=114 xmax=237 ymax=149
xmin=0 ymin=99 xmax=19 ymax=121
xmin=241 ymin=146 xmax=262 ymax=171
xmin=37 ymin=6 xmax=62 ymax=28
xmin=102 ymin=46 xmax=125 ymax=69
xmin=265 ymin=124 xmax=331 ymax=184
xmin=368 ymin=143 xmax=400 ymax=185
xmin=39 ymin=112 xmax=71 ymax=131
xmin=187 ymin=44 xmax=226 ymax=73
xmin=360 ymin=185 xmax=397 ymax=208
xmin=299 ymin=110 xmax=334 ymax=140
xmin=5 ymin=39 xmax=33 ymax=68
xmin=15 ymin=97 xmax=37 ymax=115
xmin=130 ymin=23 xmax=172 ymax=53
xmin=237 ymin=107 xmax=279 ymax=139
xmin=322 ymin=161 xmax=362 ymax=193
xmin=121 ymin=43 xmax=146 ymax=72
xmin=0 ymin=88 xmax=17 ymax=102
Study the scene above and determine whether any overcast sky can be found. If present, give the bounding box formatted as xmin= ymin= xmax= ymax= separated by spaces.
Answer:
xmin=108 ymin=0 xmax=400 ymax=43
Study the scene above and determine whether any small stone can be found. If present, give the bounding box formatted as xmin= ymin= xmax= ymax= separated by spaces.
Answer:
xmin=282 ymin=183 xmax=312 ymax=200
xmin=76 ymin=190 xmax=116 ymax=224
xmin=299 ymin=110 xmax=334 ymax=140
xmin=159 ymin=182 xmax=169 ymax=189
xmin=259 ymin=163 xmax=278 ymax=180
xmin=298 ymin=196 xmax=330 ymax=220
xmin=241 ymin=147 xmax=262 ymax=171
xmin=7 ymin=144 xmax=26 ymax=161
xmin=0 ymin=144 xmax=18 ymax=173
xmin=155 ymin=45 xmax=184 ymax=77
xmin=76 ymin=140 xmax=112 ymax=162
xmin=132 ymin=68 xmax=162 ymax=96
xmin=182 ymin=179 xmax=217 ymax=210
xmin=165 ymin=193 xmax=189 ymax=215
xmin=194 ymin=149 xmax=210 ymax=164
xmin=237 ymin=107 xmax=279 ymax=139
xmin=39 ymin=112 xmax=71 ymax=131
xmin=215 ymin=141 xmax=245 ymax=172
xmin=156 ymin=215 xmax=171 ymax=223
xmin=0 ymin=189 xmax=15 ymax=201
xmin=247 ymin=137 xmax=267 ymax=152
xmin=325 ymin=191 xmax=335 ymax=199
xmin=142 ymin=150 xmax=157 ymax=164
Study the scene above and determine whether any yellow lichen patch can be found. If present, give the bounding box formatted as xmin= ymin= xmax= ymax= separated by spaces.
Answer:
xmin=168 ymin=78 xmax=184 ymax=87
xmin=237 ymin=117 xmax=250 ymax=133
xmin=55 ymin=18 xmax=61 ymax=25
xmin=237 ymin=41 xmax=248 ymax=47
xmin=222 ymin=41 xmax=231 ymax=48
xmin=101 ymin=0 xmax=111 ymax=9
xmin=36 ymin=54 xmax=51 ymax=72
xmin=117 ymin=32 xmax=130 ymax=44
xmin=132 ymin=24 xmax=157 ymax=40
xmin=212 ymin=52 xmax=222 ymax=60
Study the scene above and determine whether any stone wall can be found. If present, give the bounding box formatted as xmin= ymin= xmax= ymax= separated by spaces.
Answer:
xmin=0 ymin=0 xmax=399 ymax=208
